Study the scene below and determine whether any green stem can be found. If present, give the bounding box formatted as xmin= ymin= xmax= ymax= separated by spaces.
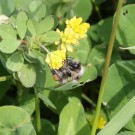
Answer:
xmin=0 ymin=75 xmax=12 ymax=82
xmin=82 ymin=94 xmax=96 ymax=107
xmin=90 ymin=0 xmax=124 ymax=135
xmin=95 ymin=4 xmax=102 ymax=20
xmin=16 ymin=81 xmax=23 ymax=105
xmin=91 ymin=0 xmax=102 ymax=20
xmin=35 ymin=91 xmax=41 ymax=135
xmin=40 ymin=45 xmax=50 ymax=53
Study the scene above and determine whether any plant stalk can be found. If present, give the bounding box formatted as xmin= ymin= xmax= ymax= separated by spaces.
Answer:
xmin=82 ymin=93 xmax=96 ymax=107
xmin=0 ymin=75 xmax=12 ymax=82
xmin=16 ymin=81 xmax=23 ymax=105
xmin=35 ymin=93 xmax=42 ymax=135
xmin=91 ymin=0 xmax=102 ymax=20
xmin=91 ymin=0 xmax=124 ymax=135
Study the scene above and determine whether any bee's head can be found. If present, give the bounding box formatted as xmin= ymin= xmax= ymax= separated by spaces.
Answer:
xmin=68 ymin=60 xmax=81 ymax=71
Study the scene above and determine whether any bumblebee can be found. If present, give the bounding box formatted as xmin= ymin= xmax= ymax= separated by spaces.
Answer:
xmin=51 ymin=58 xmax=84 ymax=83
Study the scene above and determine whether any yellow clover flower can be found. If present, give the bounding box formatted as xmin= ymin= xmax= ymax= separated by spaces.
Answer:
xmin=55 ymin=17 xmax=90 ymax=52
xmin=66 ymin=16 xmax=90 ymax=38
xmin=45 ymin=50 xmax=66 ymax=69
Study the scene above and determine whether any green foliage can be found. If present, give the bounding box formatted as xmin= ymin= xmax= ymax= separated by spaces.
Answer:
xmin=117 ymin=5 xmax=135 ymax=54
xmin=37 ymin=93 xmax=56 ymax=110
xmin=98 ymin=96 xmax=135 ymax=135
xmin=41 ymin=31 xmax=60 ymax=43
xmin=0 ymin=24 xmax=16 ymax=40
xmin=34 ymin=63 xmax=46 ymax=88
xmin=27 ymin=19 xmax=38 ymax=35
xmin=69 ymin=38 xmax=92 ymax=65
xmin=95 ymin=0 xmax=106 ymax=5
xmin=0 ymin=106 xmax=36 ymax=135
xmin=0 ymin=63 xmax=11 ymax=100
xmin=27 ymin=0 xmax=46 ymax=21
xmin=0 ymin=39 xmax=21 ymax=53
xmin=97 ymin=17 xmax=113 ymax=44
xmin=17 ymin=64 xmax=36 ymax=87
xmin=117 ymin=131 xmax=135 ymax=135
xmin=20 ymin=94 xmax=35 ymax=115
xmin=16 ymin=11 xmax=28 ymax=39
xmin=73 ymin=0 xmax=93 ymax=21
xmin=6 ymin=51 xmax=24 ymax=72
xmin=43 ymin=89 xmax=69 ymax=114
xmin=0 ymin=0 xmax=135 ymax=135
xmin=40 ymin=16 xmax=55 ymax=33
xmin=40 ymin=119 xmax=56 ymax=135
xmin=103 ymin=62 xmax=135 ymax=131
xmin=58 ymin=97 xmax=91 ymax=135
xmin=0 ymin=0 xmax=15 ymax=16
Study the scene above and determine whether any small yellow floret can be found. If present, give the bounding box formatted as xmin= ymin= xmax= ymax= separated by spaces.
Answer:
xmin=90 ymin=116 xmax=106 ymax=129
xmin=61 ymin=43 xmax=74 ymax=52
xmin=56 ymin=28 xmax=78 ymax=52
xmin=97 ymin=117 xmax=106 ymax=129
xmin=45 ymin=50 xmax=66 ymax=69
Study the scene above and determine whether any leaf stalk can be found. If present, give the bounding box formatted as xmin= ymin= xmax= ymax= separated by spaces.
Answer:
xmin=35 ymin=89 xmax=42 ymax=135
